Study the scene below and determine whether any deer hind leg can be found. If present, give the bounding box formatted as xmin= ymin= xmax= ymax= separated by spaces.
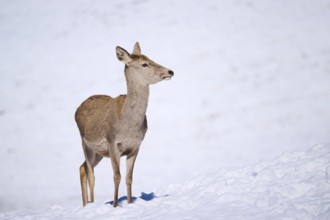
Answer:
xmin=88 ymin=154 xmax=103 ymax=203
xmin=79 ymin=159 xmax=95 ymax=206
xmin=80 ymin=162 xmax=88 ymax=206
xmin=81 ymin=142 xmax=103 ymax=206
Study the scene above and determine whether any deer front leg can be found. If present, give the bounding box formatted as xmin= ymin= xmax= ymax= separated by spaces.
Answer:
xmin=126 ymin=151 xmax=138 ymax=204
xmin=110 ymin=150 xmax=121 ymax=207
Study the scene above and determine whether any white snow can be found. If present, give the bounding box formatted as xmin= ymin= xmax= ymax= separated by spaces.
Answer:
xmin=1 ymin=0 xmax=330 ymax=219
xmin=2 ymin=145 xmax=330 ymax=219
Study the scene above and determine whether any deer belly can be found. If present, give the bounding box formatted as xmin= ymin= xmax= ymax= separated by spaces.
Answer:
xmin=83 ymin=138 xmax=110 ymax=157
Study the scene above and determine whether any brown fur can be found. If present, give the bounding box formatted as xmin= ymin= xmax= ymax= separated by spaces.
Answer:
xmin=75 ymin=42 xmax=173 ymax=207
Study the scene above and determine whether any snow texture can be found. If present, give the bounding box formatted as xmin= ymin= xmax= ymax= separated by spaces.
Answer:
xmin=1 ymin=0 xmax=330 ymax=219
xmin=1 ymin=145 xmax=330 ymax=219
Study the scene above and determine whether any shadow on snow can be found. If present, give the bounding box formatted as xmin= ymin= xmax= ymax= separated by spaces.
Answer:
xmin=106 ymin=192 xmax=168 ymax=206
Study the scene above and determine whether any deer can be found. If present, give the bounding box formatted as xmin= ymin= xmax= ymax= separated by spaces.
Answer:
xmin=75 ymin=42 xmax=174 ymax=207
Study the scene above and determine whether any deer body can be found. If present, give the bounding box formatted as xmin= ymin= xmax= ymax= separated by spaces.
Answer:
xmin=75 ymin=42 xmax=173 ymax=207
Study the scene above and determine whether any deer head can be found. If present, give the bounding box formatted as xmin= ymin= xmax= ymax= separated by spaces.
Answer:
xmin=116 ymin=42 xmax=174 ymax=86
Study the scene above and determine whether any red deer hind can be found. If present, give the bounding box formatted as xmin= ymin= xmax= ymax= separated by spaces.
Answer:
xmin=75 ymin=42 xmax=174 ymax=207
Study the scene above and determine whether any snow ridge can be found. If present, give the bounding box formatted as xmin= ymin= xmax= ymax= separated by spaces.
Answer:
xmin=2 ymin=145 xmax=330 ymax=219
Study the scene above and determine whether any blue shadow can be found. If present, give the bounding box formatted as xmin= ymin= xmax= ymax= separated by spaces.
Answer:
xmin=106 ymin=192 xmax=168 ymax=206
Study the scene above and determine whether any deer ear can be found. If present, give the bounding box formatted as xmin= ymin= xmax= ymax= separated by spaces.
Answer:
xmin=132 ymin=42 xmax=141 ymax=55
xmin=116 ymin=46 xmax=132 ymax=64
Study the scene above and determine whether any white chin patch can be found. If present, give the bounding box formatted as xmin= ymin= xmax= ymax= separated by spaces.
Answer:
xmin=163 ymin=76 xmax=172 ymax=80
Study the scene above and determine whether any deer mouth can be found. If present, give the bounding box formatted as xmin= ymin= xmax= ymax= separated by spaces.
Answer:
xmin=161 ymin=71 xmax=174 ymax=80
xmin=162 ymin=76 xmax=172 ymax=80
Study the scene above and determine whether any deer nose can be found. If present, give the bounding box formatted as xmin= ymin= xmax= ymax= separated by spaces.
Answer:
xmin=168 ymin=70 xmax=174 ymax=76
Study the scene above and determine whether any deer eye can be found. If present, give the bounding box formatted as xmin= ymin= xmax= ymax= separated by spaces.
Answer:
xmin=142 ymin=63 xmax=149 ymax=67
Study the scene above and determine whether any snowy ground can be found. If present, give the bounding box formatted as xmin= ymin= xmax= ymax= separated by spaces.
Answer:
xmin=1 ymin=0 xmax=330 ymax=218
xmin=2 ymin=145 xmax=330 ymax=219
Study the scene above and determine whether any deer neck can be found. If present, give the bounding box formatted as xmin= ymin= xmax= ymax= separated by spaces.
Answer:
xmin=121 ymin=76 xmax=149 ymax=128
